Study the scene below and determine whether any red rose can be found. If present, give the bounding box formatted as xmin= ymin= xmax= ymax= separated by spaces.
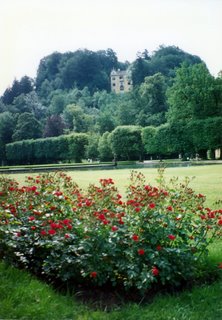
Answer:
xmin=48 ymin=229 xmax=56 ymax=235
xmin=168 ymin=234 xmax=176 ymax=240
xmin=149 ymin=203 xmax=156 ymax=209
xmin=151 ymin=266 xmax=159 ymax=276
xmin=132 ymin=234 xmax=139 ymax=241
xmin=138 ymin=249 xmax=145 ymax=255
xmin=90 ymin=271 xmax=97 ymax=278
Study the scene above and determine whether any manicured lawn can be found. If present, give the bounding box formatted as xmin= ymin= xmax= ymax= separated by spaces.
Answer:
xmin=12 ymin=164 xmax=222 ymax=207
xmin=1 ymin=164 xmax=222 ymax=319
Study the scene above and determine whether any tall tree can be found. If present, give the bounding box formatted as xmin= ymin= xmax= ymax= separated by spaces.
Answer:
xmin=136 ymin=72 xmax=168 ymax=126
xmin=12 ymin=112 xmax=42 ymax=141
xmin=43 ymin=115 xmax=66 ymax=137
xmin=0 ymin=112 xmax=16 ymax=163
xmin=167 ymin=63 xmax=217 ymax=123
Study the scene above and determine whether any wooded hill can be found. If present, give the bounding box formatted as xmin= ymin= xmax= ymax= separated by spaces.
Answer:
xmin=1 ymin=45 xmax=222 ymax=165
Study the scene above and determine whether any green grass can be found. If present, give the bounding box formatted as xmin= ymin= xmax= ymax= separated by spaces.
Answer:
xmin=11 ymin=164 xmax=222 ymax=207
xmin=1 ymin=242 xmax=222 ymax=320
xmin=1 ymin=164 xmax=222 ymax=319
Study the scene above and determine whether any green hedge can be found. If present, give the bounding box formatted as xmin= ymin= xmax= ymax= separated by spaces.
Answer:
xmin=6 ymin=133 xmax=89 ymax=165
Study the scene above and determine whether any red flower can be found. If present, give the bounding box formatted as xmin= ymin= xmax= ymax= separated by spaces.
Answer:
xmin=149 ymin=203 xmax=156 ymax=209
xmin=132 ymin=234 xmax=139 ymax=241
xmin=90 ymin=271 xmax=97 ymax=278
xmin=98 ymin=213 xmax=105 ymax=220
xmin=167 ymin=206 xmax=173 ymax=211
xmin=138 ymin=249 xmax=145 ymax=255
xmin=218 ymin=263 xmax=222 ymax=269
xmin=64 ymin=234 xmax=70 ymax=239
xmin=28 ymin=216 xmax=35 ymax=221
xmin=144 ymin=185 xmax=151 ymax=191
xmin=85 ymin=200 xmax=92 ymax=207
xmin=63 ymin=219 xmax=71 ymax=225
xmin=40 ymin=230 xmax=47 ymax=236
xmin=31 ymin=226 xmax=36 ymax=230
xmin=218 ymin=219 xmax=222 ymax=226
xmin=111 ymin=225 xmax=118 ymax=231
xmin=151 ymin=266 xmax=159 ymax=276
xmin=135 ymin=207 xmax=141 ymax=212
xmin=48 ymin=229 xmax=56 ymax=235
xmin=54 ymin=190 xmax=63 ymax=196
xmin=156 ymin=245 xmax=162 ymax=251
xmin=198 ymin=193 xmax=205 ymax=198
xmin=168 ymin=234 xmax=176 ymax=240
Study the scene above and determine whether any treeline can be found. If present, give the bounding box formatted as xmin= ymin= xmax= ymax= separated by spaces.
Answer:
xmin=6 ymin=116 xmax=222 ymax=165
xmin=1 ymin=45 xmax=222 ymax=165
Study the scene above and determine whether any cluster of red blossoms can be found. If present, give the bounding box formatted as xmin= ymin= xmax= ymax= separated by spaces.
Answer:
xmin=1 ymin=170 xmax=222 ymax=291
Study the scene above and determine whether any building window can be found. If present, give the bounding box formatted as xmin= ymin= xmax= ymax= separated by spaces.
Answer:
xmin=112 ymin=77 xmax=115 ymax=80
xmin=119 ymin=76 xmax=123 ymax=80
xmin=120 ymin=85 xmax=124 ymax=91
xmin=112 ymin=83 xmax=116 ymax=86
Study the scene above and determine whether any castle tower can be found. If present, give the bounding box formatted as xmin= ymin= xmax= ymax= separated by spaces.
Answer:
xmin=110 ymin=69 xmax=133 ymax=93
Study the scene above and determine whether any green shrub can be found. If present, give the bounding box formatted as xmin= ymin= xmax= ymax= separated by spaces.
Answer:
xmin=0 ymin=170 xmax=221 ymax=292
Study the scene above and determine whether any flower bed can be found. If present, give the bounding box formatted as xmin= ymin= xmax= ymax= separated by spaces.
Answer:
xmin=0 ymin=170 xmax=221 ymax=292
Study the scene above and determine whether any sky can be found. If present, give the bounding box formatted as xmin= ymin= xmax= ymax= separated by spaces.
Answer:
xmin=0 ymin=0 xmax=222 ymax=95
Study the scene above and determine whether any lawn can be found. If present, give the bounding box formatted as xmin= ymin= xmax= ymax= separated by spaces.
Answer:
xmin=12 ymin=164 xmax=222 ymax=207
xmin=1 ymin=164 xmax=222 ymax=319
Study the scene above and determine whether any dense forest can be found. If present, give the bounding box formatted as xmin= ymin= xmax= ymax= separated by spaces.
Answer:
xmin=1 ymin=45 xmax=222 ymax=165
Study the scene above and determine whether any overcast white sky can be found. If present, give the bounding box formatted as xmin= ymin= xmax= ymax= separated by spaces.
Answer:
xmin=0 ymin=0 xmax=222 ymax=95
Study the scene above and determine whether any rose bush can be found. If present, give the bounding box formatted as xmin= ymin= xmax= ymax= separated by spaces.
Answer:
xmin=0 ymin=170 xmax=221 ymax=292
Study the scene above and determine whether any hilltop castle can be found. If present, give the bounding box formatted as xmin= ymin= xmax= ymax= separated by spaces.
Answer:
xmin=110 ymin=69 xmax=133 ymax=93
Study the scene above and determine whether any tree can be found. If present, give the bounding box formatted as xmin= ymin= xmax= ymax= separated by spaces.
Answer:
xmin=43 ymin=115 xmax=66 ymax=137
xmin=12 ymin=112 xmax=42 ymax=141
xmin=70 ymin=105 xmax=91 ymax=133
xmin=109 ymin=126 xmax=143 ymax=160
xmin=141 ymin=126 xmax=157 ymax=157
xmin=67 ymin=133 xmax=89 ymax=162
xmin=131 ymin=53 xmax=152 ymax=86
xmin=19 ymin=76 xmax=34 ymax=94
xmin=130 ymin=45 xmax=202 ymax=86
xmin=0 ymin=112 xmax=16 ymax=163
xmin=167 ymin=63 xmax=217 ymax=123
xmin=97 ymin=111 xmax=116 ymax=134
xmin=116 ymin=98 xmax=138 ymax=126
xmin=85 ymin=133 xmax=100 ymax=160
xmin=0 ymin=100 xmax=6 ymax=113
xmin=12 ymin=91 xmax=46 ymax=119
xmin=98 ymin=132 xmax=113 ymax=161
xmin=136 ymin=73 xmax=168 ymax=126
xmin=150 ymin=45 xmax=202 ymax=77
xmin=1 ymin=77 xmax=33 ymax=105
xmin=36 ymin=51 xmax=63 ymax=91
xmin=48 ymin=93 xmax=67 ymax=115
